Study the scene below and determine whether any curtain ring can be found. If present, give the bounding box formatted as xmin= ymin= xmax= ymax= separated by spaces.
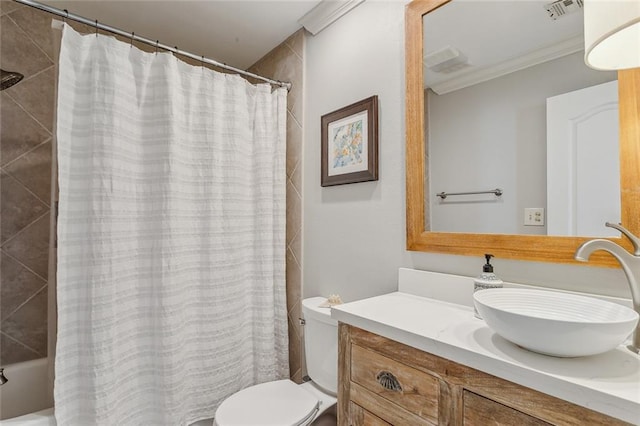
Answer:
xmin=130 ymin=32 xmax=134 ymax=48
xmin=155 ymin=40 xmax=159 ymax=55
xmin=201 ymin=55 xmax=205 ymax=70
xmin=63 ymin=9 xmax=68 ymax=24
xmin=95 ymin=20 xmax=98 ymax=37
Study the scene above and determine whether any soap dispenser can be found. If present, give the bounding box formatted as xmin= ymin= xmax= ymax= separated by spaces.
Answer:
xmin=474 ymin=254 xmax=503 ymax=318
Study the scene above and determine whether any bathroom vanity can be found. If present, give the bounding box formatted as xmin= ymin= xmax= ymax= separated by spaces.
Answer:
xmin=338 ymin=325 xmax=627 ymax=425
xmin=332 ymin=269 xmax=640 ymax=425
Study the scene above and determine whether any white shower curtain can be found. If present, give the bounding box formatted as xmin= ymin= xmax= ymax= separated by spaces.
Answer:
xmin=54 ymin=25 xmax=288 ymax=425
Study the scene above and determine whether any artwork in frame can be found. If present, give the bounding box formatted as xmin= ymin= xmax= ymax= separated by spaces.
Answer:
xmin=321 ymin=95 xmax=379 ymax=186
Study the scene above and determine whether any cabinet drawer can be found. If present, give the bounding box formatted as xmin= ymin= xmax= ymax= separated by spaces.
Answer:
xmin=349 ymin=402 xmax=392 ymax=426
xmin=350 ymin=344 xmax=439 ymax=423
xmin=463 ymin=391 xmax=551 ymax=426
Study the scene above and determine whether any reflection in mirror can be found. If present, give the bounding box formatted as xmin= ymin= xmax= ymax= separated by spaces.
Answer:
xmin=423 ymin=1 xmax=619 ymax=237
xmin=406 ymin=0 xmax=640 ymax=267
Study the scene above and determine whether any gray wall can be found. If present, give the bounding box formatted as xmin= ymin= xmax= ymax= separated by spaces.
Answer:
xmin=428 ymin=52 xmax=616 ymax=235
xmin=304 ymin=0 xmax=409 ymax=303
xmin=303 ymin=0 xmax=631 ymax=304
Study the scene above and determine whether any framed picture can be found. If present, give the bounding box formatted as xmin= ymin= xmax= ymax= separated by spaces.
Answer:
xmin=321 ymin=95 xmax=378 ymax=187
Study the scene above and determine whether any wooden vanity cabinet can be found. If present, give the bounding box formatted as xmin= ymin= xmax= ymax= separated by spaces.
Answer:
xmin=338 ymin=324 xmax=630 ymax=426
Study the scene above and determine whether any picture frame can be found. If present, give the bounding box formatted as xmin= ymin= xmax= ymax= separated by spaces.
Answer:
xmin=321 ymin=95 xmax=378 ymax=186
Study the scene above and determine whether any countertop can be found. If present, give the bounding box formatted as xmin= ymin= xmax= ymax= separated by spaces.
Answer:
xmin=331 ymin=290 xmax=640 ymax=424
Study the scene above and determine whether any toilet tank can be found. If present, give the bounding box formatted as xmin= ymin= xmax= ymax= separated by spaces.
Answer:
xmin=301 ymin=297 xmax=338 ymax=395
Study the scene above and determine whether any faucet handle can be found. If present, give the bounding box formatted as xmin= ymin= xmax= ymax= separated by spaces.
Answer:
xmin=606 ymin=222 xmax=640 ymax=256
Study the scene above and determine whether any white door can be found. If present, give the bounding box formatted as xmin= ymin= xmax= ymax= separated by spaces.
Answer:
xmin=546 ymin=80 xmax=619 ymax=237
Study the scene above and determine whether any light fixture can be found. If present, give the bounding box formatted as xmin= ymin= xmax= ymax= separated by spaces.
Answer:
xmin=583 ymin=0 xmax=640 ymax=70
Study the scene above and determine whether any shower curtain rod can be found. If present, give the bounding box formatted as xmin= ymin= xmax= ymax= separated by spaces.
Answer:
xmin=14 ymin=0 xmax=292 ymax=90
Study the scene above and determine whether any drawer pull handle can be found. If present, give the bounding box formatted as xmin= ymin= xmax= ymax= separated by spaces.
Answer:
xmin=376 ymin=371 xmax=402 ymax=392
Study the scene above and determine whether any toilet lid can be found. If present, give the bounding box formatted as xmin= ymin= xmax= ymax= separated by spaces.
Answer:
xmin=215 ymin=380 xmax=320 ymax=426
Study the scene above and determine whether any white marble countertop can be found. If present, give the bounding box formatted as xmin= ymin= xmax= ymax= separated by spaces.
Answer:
xmin=331 ymin=288 xmax=640 ymax=424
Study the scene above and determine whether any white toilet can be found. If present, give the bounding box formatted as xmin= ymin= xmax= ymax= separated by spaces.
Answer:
xmin=214 ymin=297 xmax=338 ymax=426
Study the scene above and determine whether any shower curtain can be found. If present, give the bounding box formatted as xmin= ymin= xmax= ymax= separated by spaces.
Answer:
xmin=54 ymin=25 xmax=288 ymax=425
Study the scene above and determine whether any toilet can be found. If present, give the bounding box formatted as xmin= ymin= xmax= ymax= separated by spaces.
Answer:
xmin=214 ymin=297 xmax=338 ymax=426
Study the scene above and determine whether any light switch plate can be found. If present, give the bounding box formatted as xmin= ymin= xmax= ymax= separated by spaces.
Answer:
xmin=524 ymin=208 xmax=545 ymax=226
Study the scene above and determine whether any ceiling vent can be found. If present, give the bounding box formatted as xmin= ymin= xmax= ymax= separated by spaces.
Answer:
xmin=545 ymin=0 xmax=584 ymax=20
xmin=424 ymin=46 xmax=471 ymax=74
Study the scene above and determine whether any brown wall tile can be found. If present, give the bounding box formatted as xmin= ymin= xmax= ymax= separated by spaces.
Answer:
xmin=287 ymin=316 xmax=301 ymax=380
xmin=1 ymin=15 xmax=53 ymax=78
xmin=250 ymin=40 xmax=304 ymax=124
xmin=286 ymin=248 xmax=302 ymax=313
xmin=4 ymin=67 xmax=56 ymax=131
xmin=0 ymin=172 xmax=48 ymax=243
xmin=0 ymin=94 xmax=51 ymax=166
xmin=249 ymin=29 xmax=305 ymax=382
xmin=1 ymin=6 xmax=54 ymax=364
xmin=0 ymin=332 xmax=40 ymax=365
xmin=1 ymin=286 xmax=48 ymax=355
xmin=286 ymin=110 xmax=302 ymax=178
xmin=1 ymin=252 xmax=46 ymax=320
xmin=4 ymin=140 xmax=52 ymax=203
xmin=284 ymin=31 xmax=304 ymax=60
xmin=0 ymin=1 xmax=24 ymax=16
xmin=286 ymin=180 xmax=302 ymax=247
xmin=7 ymin=6 xmax=57 ymax=61
xmin=2 ymin=213 xmax=50 ymax=279
xmin=291 ymin=159 xmax=302 ymax=196
xmin=289 ymin=225 xmax=302 ymax=266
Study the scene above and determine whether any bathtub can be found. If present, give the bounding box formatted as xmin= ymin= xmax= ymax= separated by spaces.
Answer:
xmin=0 ymin=359 xmax=229 ymax=425
xmin=0 ymin=409 xmax=54 ymax=426
xmin=0 ymin=358 xmax=213 ymax=425
xmin=0 ymin=358 xmax=54 ymax=423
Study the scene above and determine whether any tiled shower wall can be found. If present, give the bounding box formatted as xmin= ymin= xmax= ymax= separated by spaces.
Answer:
xmin=248 ymin=30 xmax=305 ymax=383
xmin=0 ymin=2 xmax=127 ymax=366
xmin=0 ymin=2 xmax=306 ymax=377
xmin=0 ymin=1 xmax=54 ymax=364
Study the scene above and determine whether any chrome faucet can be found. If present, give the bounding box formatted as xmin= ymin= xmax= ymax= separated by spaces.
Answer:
xmin=574 ymin=222 xmax=640 ymax=354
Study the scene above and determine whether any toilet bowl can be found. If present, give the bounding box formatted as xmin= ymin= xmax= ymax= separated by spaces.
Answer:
xmin=214 ymin=297 xmax=338 ymax=426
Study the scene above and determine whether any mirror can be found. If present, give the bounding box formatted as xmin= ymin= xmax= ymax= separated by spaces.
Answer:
xmin=423 ymin=1 xmax=619 ymax=236
xmin=405 ymin=0 xmax=640 ymax=267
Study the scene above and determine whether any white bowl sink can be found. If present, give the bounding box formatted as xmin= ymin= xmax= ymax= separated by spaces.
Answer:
xmin=473 ymin=288 xmax=639 ymax=357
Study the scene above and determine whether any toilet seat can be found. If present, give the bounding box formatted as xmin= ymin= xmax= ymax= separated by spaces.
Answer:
xmin=214 ymin=380 xmax=320 ymax=426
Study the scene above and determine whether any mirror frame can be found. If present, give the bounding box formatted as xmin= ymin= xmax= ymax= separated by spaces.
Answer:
xmin=405 ymin=0 xmax=640 ymax=268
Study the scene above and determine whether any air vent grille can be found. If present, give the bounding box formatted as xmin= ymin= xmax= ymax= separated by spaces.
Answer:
xmin=545 ymin=0 xmax=583 ymax=20
xmin=424 ymin=46 xmax=471 ymax=74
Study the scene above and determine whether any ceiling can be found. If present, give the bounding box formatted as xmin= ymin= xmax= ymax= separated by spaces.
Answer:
xmin=40 ymin=0 xmax=321 ymax=69
xmin=423 ymin=0 xmax=584 ymax=93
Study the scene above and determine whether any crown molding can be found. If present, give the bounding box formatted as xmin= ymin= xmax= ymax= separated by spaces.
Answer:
xmin=427 ymin=35 xmax=585 ymax=95
xmin=298 ymin=0 xmax=366 ymax=35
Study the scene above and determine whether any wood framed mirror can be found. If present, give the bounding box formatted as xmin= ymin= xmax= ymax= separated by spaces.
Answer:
xmin=405 ymin=0 xmax=640 ymax=268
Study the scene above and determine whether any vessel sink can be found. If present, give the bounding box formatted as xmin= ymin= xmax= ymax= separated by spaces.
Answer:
xmin=473 ymin=288 xmax=639 ymax=357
